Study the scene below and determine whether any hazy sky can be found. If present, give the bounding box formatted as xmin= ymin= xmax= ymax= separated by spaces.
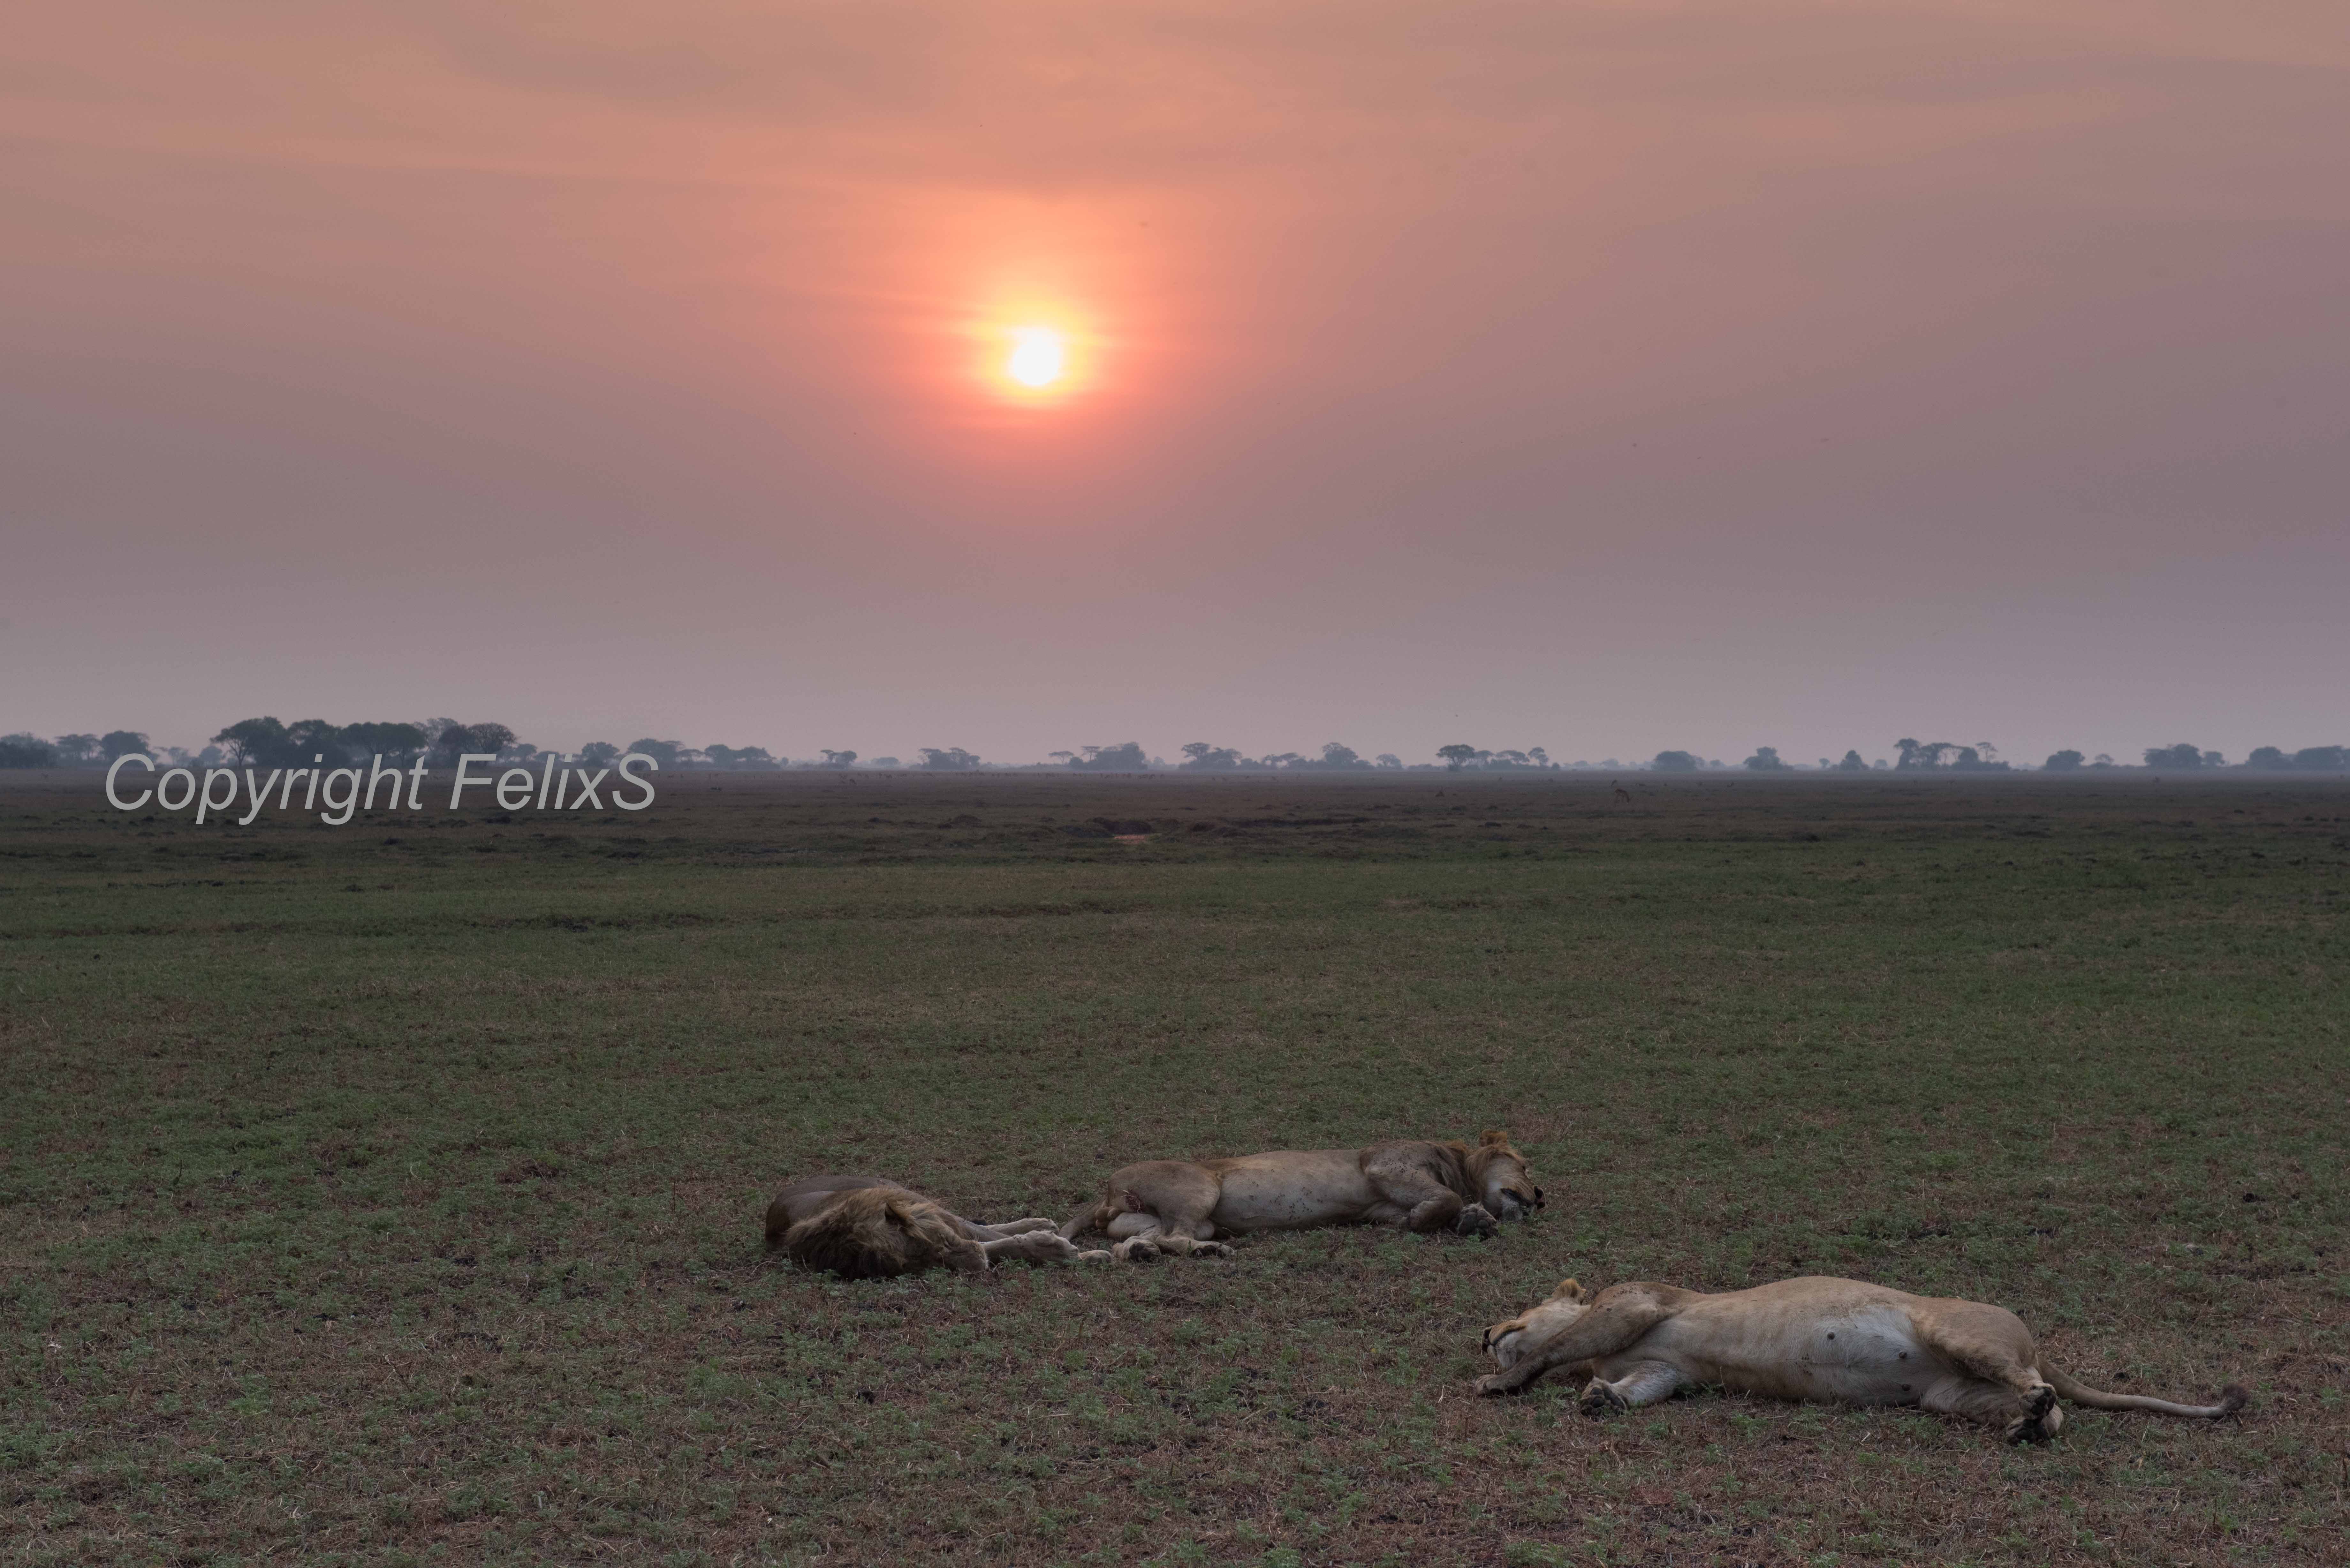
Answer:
xmin=6 ymin=2 xmax=2345 ymax=765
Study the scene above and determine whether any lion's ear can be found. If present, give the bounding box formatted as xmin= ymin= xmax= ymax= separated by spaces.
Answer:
xmin=1552 ymin=1277 xmax=1595 ymax=1304
xmin=1479 ymin=1128 xmax=1510 ymax=1147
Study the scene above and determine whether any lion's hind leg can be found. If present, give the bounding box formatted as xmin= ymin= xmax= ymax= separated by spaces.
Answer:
xmin=1102 ymin=1202 xmax=1234 ymax=1261
xmin=1911 ymin=1305 xmax=2060 ymax=1442
xmin=1102 ymin=1167 xmax=1225 ymax=1262
xmin=1919 ymin=1374 xmax=2064 ymax=1442
xmin=1108 ymin=1225 xmax=1233 ymax=1263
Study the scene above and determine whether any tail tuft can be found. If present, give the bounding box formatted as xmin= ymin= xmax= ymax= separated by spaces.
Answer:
xmin=2217 ymin=1384 xmax=2251 ymax=1415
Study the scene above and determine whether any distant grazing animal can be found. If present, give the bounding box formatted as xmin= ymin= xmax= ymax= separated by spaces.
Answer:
xmin=1476 ymin=1276 xmax=2248 ymax=1443
xmin=1611 ymin=781 xmax=1632 ymax=805
xmin=1062 ymin=1131 xmax=1542 ymax=1261
xmin=766 ymin=1174 xmax=1103 ymax=1279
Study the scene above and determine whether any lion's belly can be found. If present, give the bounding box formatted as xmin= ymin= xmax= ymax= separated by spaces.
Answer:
xmin=1653 ymin=1297 xmax=1938 ymax=1406
xmin=1209 ymin=1151 xmax=1379 ymax=1231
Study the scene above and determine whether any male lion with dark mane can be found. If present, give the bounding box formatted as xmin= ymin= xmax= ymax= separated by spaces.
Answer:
xmin=1062 ymin=1131 xmax=1542 ymax=1260
xmin=1476 ymin=1275 xmax=2249 ymax=1443
xmin=766 ymin=1174 xmax=1105 ymax=1279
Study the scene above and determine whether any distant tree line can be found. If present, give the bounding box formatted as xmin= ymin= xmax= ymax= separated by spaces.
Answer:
xmin=0 ymin=730 xmax=163 ymax=769
xmin=1049 ymin=742 xmax=1151 ymax=771
xmin=2240 ymin=746 xmax=2348 ymax=771
xmin=1672 ymin=740 xmax=2350 ymax=775
xmin=0 ymin=718 xmax=995 ymax=774
xmin=8 ymin=724 xmax=2347 ymax=774
xmin=2038 ymin=743 xmax=2349 ymax=773
xmin=1169 ymin=741 xmax=1416 ymax=771
xmin=1153 ymin=742 xmax=1559 ymax=772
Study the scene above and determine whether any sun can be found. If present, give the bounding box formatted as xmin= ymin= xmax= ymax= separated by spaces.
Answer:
xmin=969 ymin=307 xmax=1092 ymax=403
xmin=1005 ymin=326 xmax=1066 ymax=388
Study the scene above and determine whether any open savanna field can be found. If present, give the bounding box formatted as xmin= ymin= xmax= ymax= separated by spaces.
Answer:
xmin=4 ymin=768 xmax=2347 ymax=1566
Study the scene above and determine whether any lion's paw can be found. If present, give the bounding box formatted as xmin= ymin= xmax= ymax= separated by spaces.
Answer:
xmin=1111 ymin=1237 xmax=1163 ymax=1264
xmin=1473 ymin=1374 xmax=1516 ymax=1397
xmin=1190 ymin=1240 xmax=1235 ymax=1260
xmin=1578 ymin=1380 xmax=1629 ymax=1420
xmin=1074 ymin=1249 xmax=1114 ymax=1264
xmin=2006 ymin=1383 xmax=2061 ymax=1444
xmin=1454 ymin=1203 xmax=1500 ymax=1238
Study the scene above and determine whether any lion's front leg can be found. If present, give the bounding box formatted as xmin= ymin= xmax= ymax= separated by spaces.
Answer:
xmin=1361 ymin=1171 xmax=1474 ymax=1234
xmin=1398 ymin=1191 xmax=1498 ymax=1236
xmin=981 ymin=1232 xmax=1082 ymax=1266
xmin=985 ymin=1217 xmax=1063 ymax=1236
xmin=1360 ymin=1146 xmax=1498 ymax=1236
xmin=1449 ymin=1202 xmax=1499 ymax=1237
xmin=1475 ymin=1288 xmax=1680 ymax=1396
xmin=1577 ymin=1361 xmax=1687 ymax=1418
xmin=955 ymin=1215 xmax=1061 ymax=1242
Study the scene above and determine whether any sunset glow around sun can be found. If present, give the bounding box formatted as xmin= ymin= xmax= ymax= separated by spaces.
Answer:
xmin=1005 ymin=326 xmax=1066 ymax=388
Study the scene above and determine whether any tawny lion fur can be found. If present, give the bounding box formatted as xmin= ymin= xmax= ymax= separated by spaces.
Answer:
xmin=1063 ymin=1130 xmax=1542 ymax=1262
xmin=1477 ymin=1274 xmax=2250 ymax=1443
xmin=765 ymin=1174 xmax=1102 ymax=1279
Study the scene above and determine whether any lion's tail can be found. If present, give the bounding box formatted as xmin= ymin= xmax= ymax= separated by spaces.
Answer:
xmin=1058 ymin=1199 xmax=1104 ymax=1242
xmin=2043 ymin=1364 xmax=2250 ymax=1421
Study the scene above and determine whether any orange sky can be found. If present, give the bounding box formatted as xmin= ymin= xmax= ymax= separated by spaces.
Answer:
xmin=5 ymin=3 xmax=2346 ymax=763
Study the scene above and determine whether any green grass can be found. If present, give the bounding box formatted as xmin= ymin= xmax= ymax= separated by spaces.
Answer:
xmin=4 ymin=770 xmax=2346 ymax=1564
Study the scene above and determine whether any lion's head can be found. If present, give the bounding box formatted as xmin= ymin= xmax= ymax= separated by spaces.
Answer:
xmin=1466 ymin=1128 xmax=1545 ymax=1220
xmin=1482 ymin=1277 xmax=1596 ymax=1368
xmin=782 ymin=1187 xmax=989 ymax=1279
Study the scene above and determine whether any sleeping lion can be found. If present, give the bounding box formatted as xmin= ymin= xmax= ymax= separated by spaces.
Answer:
xmin=765 ymin=1174 xmax=1106 ymax=1279
xmin=1063 ymin=1130 xmax=1541 ymax=1260
xmin=1477 ymin=1275 xmax=2248 ymax=1443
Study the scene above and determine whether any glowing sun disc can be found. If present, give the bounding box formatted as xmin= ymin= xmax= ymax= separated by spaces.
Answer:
xmin=1006 ymin=327 xmax=1066 ymax=387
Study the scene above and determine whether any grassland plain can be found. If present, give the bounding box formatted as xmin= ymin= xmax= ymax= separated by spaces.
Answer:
xmin=3 ymin=768 xmax=2346 ymax=1567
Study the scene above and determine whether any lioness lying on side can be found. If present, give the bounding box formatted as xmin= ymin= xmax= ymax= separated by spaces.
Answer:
xmin=766 ymin=1174 xmax=1107 ymax=1279
xmin=1477 ymin=1275 xmax=2248 ymax=1443
xmin=1062 ymin=1131 xmax=1542 ymax=1261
